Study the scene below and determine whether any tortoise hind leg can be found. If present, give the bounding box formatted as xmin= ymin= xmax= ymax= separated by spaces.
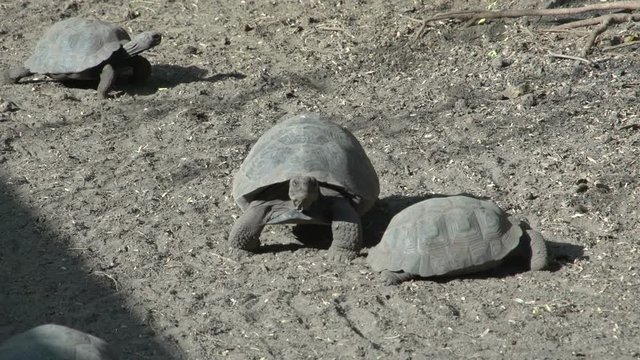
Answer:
xmin=2 ymin=66 xmax=33 ymax=85
xmin=97 ymin=64 xmax=115 ymax=99
xmin=328 ymin=197 xmax=362 ymax=262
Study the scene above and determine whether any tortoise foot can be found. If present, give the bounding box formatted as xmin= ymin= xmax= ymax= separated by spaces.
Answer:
xmin=327 ymin=247 xmax=357 ymax=263
xmin=381 ymin=270 xmax=415 ymax=285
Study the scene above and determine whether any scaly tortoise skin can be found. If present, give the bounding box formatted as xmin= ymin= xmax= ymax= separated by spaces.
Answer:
xmin=229 ymin=113 xmax=380 ymax=262
xmin=0 ymin=324 xmax=117 ymax=360
xmin=2 ymin=17 xmax=161 ymax=98
xmin=367 ymin=196 xmax=548 ymax=284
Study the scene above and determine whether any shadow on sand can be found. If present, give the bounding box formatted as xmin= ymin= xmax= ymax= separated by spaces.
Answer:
xmin=0 ymin=174 xmax=182 ymax=359
xmin=7 ymin=64 xmax=246 ymax=98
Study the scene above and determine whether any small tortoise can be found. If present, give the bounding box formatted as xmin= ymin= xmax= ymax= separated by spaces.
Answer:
xmin=2 ymin=17 xmax=161 ymax=98
xmin=230 ymin=113 xmax=380 ymax=262
xmin=367 ymin=196 xmax=547 ymax=284
xmin=0 ymin=324 xmax=117 ymax=360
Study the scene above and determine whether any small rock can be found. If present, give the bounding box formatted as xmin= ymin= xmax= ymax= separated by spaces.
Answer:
xmin=575 ymin=183 xmax=589 ymax=193
xmin=454 ymin=98 xmax=468 ymax=110
xmin=182 ymin=45 xmax=199 ymax=55
xmin=594 ymin=182 xmax=610 ymax=192
xmin=502 ymin=83 xmax=530 ymax=99
xmin=524 ymin=192 xmax=537 ymax=200
xmin=491 ymin=56 xmax=510 ymax=69
xmin=0 ymin=101 xmax=18 ymax=112
xmin=574 ymin=204 xmax=589 ymax=214
xmin=520 ymin=93 xmax=537 ymax=107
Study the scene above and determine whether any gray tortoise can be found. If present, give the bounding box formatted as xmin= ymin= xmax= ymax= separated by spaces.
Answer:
xmin=367 ymin=196 xmax=548 ymax=284
xmin=230 ymin=113 xmax=380 ymax=262
xmin=2 ymin=17 xmax=161 ymax=98
xmin=0 ymin=324 xmax=117 ymax=360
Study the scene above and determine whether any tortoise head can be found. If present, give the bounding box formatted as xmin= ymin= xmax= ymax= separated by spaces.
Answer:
xmin=289 ymin=176 xmax=320 ymax=211
xmin=123 ymin=31 xmax=162 ymax=56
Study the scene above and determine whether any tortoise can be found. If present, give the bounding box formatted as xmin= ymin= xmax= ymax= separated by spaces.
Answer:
xmin=367 ymin=195 xmax=548 ymax=284
xmin=0 ymin=324 xmax=117 ymax=360
xmin=229 ymin=113 xmax=380 ymax=262
xmin=1 ymin=17 xmax=161 ymax=98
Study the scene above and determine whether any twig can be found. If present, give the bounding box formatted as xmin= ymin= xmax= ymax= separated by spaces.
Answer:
xmin=211 ymin=252 xmax=238 ymax=263
xmin=93 ymin=271 xmax=120 ymax=291
xmin=316 ymin=26 xmax=355 ymax=38
xmin=603 ymin=40 xmax=640 ymax=51
xmin=547 ymin=52 xmax=593 ymax=65
xmin=550 ymin=12 xmax=640 ymax=30
xmin=422 ymin=1 xmax=640 ymax=23
xmin=581 ymin=16 xmax=614 ymax=57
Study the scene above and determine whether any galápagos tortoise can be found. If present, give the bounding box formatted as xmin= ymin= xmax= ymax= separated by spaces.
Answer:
xmin=229 ymin=113 xmax=380 ymax=262
xmin=0 ymin=324 xmax=117 ymax=360
xmin=367 ymin=196 xmax=548 ymax=284
xmin=2 ymin=17 xmax=161 ymax=98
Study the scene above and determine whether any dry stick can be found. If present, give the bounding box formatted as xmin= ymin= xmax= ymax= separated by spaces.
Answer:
xmin=581 ymin=16 xmax=614 ymax=57
xmin=603 ymin=40 xmax=640 ymax=51
xmin=548 ymin=52 xmax=593 ymax=65
xmin=551 ymin=12 xmax=640 ymax=29
xmin=422 ymin=0 xmax=640 ymax=23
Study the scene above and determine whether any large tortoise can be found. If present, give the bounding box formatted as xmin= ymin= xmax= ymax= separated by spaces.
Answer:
xmin=229 ymin=113 xmax=380 ymax=262
xmin=367 ymin=196 xmax=548 ymax=284
xmin=0 ymin=324 xmax=117 ymax=360
xmin=2 ymin=17 xmax=161 ymax=98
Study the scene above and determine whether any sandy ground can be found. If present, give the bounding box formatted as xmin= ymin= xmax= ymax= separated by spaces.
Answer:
xmin=1 ymin=0 xmax=639 ymax=359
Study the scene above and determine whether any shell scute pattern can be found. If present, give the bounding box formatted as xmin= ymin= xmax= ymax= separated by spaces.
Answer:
xmin=367 ymin=196 xmax=524 ymax=277
xmin=25 ymin=18 xmax=129 ymax=74
xmin=232 ymin=113 xmax=379 ymax=214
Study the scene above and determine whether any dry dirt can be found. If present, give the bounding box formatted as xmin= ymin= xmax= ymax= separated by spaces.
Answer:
xmin=1 ymin=0 xmax=640 ymax=359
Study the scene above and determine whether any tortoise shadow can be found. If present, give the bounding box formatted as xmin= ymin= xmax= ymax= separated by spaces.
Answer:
xmin=7 ymin=64 xmax=246 ymax=97
xmin=121 ymin=64 xmax=246 ymax=96
xmin=544 ymin=240 xmax=587 ymax=271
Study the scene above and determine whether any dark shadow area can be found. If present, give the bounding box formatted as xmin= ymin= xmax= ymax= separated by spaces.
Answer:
xmin=258 ymin=242 xmax=305 ymax=254
xmin=123 ymin=64 xmax=246 ymax=96
xmin=8 ymin=64 xmax=246 ymax=97
xmin=0 ymin=175 xmax=181 ymax=359
xmin=544 ymin=240 xmax=587 ymax=271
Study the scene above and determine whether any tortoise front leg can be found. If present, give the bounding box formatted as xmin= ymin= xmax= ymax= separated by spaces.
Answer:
xmin=510 ymin=228 xmax=548 ymax=271
xmin=97 ymin=63 xmax=115 ymax=98
xmin=328 ymin=197 xmax=362 ymax=262
xmin=2 ymin=66 xmax=33 ymax=85
xmin=228 ymin=202 xmax=271 ymax=254
xmin=525 ymin=229 xmax=548 ymax=271
xmin=129 ymin=56 xmax=152 ymax=83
